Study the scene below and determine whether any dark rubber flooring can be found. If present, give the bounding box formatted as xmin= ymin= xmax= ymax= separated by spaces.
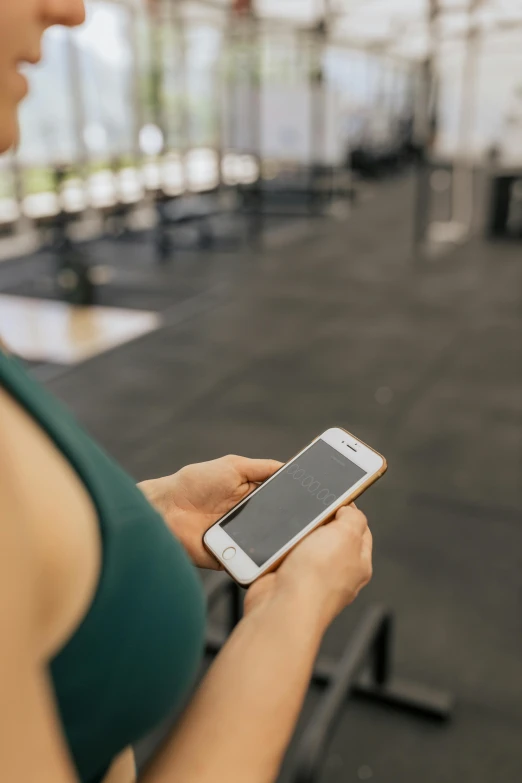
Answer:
xmin=42 ymin=173 xmax=522 ymax=782
xmin=0 ymin=214 xmax=313 ymax=311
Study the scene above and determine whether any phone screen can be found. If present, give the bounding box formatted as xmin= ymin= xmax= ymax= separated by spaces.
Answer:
xmin=222 ymin=439 xmax=366 ymax=567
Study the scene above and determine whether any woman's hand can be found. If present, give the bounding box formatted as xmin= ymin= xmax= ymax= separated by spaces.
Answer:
xmin=245 ymin=504 xmax=372 ymax=634
xmin=139 ymin=455 xmax=282 ymax=569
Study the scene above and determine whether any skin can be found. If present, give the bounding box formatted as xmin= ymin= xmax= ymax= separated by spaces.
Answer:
xmin=0 ymin=3 xmax=374 ymax=782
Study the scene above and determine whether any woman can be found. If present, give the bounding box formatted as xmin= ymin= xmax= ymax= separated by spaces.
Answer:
xmin=0 ymin=2 xmax=373 ymax=783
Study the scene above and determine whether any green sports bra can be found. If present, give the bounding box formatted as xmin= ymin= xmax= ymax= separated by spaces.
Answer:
xmin=0 ymin=352 xmax=206 ymax=783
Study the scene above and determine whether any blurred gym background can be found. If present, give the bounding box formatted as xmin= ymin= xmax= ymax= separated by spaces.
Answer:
xmin=0 ymin=1 xmax=521 ymax=782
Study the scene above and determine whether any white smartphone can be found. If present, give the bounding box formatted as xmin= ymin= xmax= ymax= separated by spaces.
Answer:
xmin=203 ymin=427 xmax=387 ymax=586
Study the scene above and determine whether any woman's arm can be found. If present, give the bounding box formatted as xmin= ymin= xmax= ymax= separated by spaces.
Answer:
xmin=0 ymin=454 xmax=78 ymax=783
xmin=142 ymin=582 xmax=324 ymax=783
xmin=142 ymin=506 xmax=371 ymax=783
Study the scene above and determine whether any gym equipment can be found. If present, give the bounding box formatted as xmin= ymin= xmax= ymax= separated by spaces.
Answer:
xmin=148 ymin=152 xmax=251 ymax=262
xmin=25 ymin=165 xmax=95 ymax=305
xmin=485 ymin=167 xmax=522 ymax=239
xmin=348 ymin=54 xmax=417 ymax=180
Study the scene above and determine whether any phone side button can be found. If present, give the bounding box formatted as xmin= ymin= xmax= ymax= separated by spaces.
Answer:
xmin=222 ymin=547 xmax=236 ymax=560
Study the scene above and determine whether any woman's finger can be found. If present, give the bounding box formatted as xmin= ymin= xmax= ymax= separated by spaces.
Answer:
xmin=231 ymin=456 xmax=284 ymax=483
xmin=335 ymin=504 xmax=368 ymax=536
xmin=360 ymin=527 xmax=373 ymax=584
xmin=361 ymin=526 xmax=373 ymax=560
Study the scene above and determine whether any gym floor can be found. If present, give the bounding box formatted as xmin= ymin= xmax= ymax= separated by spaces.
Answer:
xmin=5 ymin=173 xmax=522 ymax=782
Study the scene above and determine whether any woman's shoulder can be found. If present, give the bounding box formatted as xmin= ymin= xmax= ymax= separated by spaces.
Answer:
xmin=0 ymin=384 xmax=102 ymax=660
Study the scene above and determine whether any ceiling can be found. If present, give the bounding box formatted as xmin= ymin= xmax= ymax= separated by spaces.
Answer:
xmin=228 ymin=0 xmax=522 ymax=58
xmin=125 ymin=1 xmax=522 ymax=60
